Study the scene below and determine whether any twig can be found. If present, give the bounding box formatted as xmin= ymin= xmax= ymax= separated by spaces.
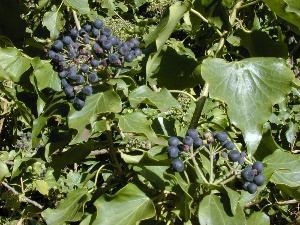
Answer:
xmin=1 ymin=181 xmax=43 ymax=209
xmin=276 ymin=199 xmax=298 ymax=206
xmin=72 ymin=10 xmax=81 ymax=30
xmin=150 ymin=84 xmax=161 ymax=92
xmin=89 ymin=149 xmax=109 ymax=156
xmin=0 ymin=96 xmax=8 ymax=134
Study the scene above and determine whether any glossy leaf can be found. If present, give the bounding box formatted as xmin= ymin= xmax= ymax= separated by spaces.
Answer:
xmin=223 ymin=186 xmax=240 ymax=215
xmin=247 ymin=212 xmax=270 ymax=225
xmin=202 ymin=57 xmax=294 ymax=155
xmin=63 ymin=0 xmax=90 ymax=14
xmin=198 ymin=194 xmax=246 ymax=225
xmin=43 ymin=10 xmax=65 ymax=38
xmin=0 ymin=160 xmax=9 ymax=182
xmin=93 ymin=183 xmax=156 ymax=225
xmin=42 ymin=188 xmax=88 ymax=225
xmin=68 ymin=90 xmax=122 ymax=144
xmin=0 ymin=47 xmax=31 ymax=82
xmin=129 ymin=85 xmax=181 ymax=111
xmin=117 ymin=112 xmax=157 ymax=138
xmin=263 ymin=149 xmax=300 ymax=187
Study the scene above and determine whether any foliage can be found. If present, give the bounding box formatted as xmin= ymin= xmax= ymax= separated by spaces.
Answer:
xmin=0 ymin=0 xmax=300 ymax=224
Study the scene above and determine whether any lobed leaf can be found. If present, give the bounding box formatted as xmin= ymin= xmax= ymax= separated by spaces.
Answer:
xmin=202 ymin=57 xmax=294 ymax=155
xmin=63 ymin=0 xmax=90 ymax=14
xmin=43 ymin=10 xmax=65 ymax=39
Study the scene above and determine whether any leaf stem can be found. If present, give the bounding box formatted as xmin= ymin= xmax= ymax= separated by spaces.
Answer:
xmin=72 ymin=10 xmax=81 ymax=30
xmin=169 ymin=90 xmax=197 ymax=102
xmin=190 ymin=8 xmax=223 ymax=36
xmin=189 ymin=82 xmax=209 ymax=129
xmin=190 ymin=145 xmax=208 ymax=183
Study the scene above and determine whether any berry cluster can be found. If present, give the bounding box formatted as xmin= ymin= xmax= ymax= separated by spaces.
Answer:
xmin=214 ymin=131 xmax=246 ymax=164
xmin=47 ymin=19 xmax=142 ymax=110
xmin=241 ymin=161 xmax=265 ymax=194
xmin=167 ymin=129 xmax=203 ymax=172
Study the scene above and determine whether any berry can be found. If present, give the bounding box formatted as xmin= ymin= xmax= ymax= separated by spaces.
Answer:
xmin=240 ymin=151 xmax=246 ymax=157
xmin=242 ymin=182 xmax=250 ymax=191
xmin=88 ymin=72 xmax=99 ymax=83
xmin=83 ymin=36 xmax=90 ymax=44
xmin=82 ymin=85 xmax=93 ymax=96
xmin=129 ymin=38 xmax=140 ymax=48
xmin=68 ymin=70 xmax=77 ymax=80
xmin=168 ymin=137 xmax=180 ymax=146
xmin=171 ymin=158 xmax=184 ymax=172
xmin=102 ymin=40 xmax=113 ymax=50
xmin=168 ymin=146 xmax=179 ymax=158
xmin=70 ymin=29 xmax=79 ymax=38
xmin=134 ymin=48 xmax=142 ymax=56
xmin=183 ymin=136 xmax=193 ymax=146
xmin=108 ymin=53 xmax=120 ymax=65
xmin=61 ymin=78 xmax=69 ymax=88
xmin=253 ymin=174 xmax=265 ymax=186
xmin=80 ymin=64 xmax=89 ymax=73
xmin=247 ymin=182 xmax=257 ymax=194
xmin=193 ymin=137 xmax=203 ymax=148
xmin=224 ymin=141 xmax=234 ymax=150
xmin=62 ymin=36 xmax=73 ymax=45
xmin=47 ymin=50 xmax=56 ymax=59
xmin=76 ymin=75 xmax=85 ymax=84
xmin=124 ymin=52 xmax=135 ymax=62
xmin=187 ymin=129 xmax=199 ymax=140
xmin=221 ymin=152 xmax=228 ymax=158
xmin=101 ymin=27 xmax=112 ymax=36
xmin=92 ymin=28 xmax=99 ymax=37
xmin=228 ymin=150 xmax=240 ymax=162
xmin=79 ymin=28 xmax=87 ymax=36
xmin=238 ymin=156 xmax=245 ymax=165
xmin=83 ymin=24 xmax=92 ymax=32
xmin=90 ymin=58 xmax=99 ymax=67
xmin=93 ymin=19 xmax=103 ymax=29
xmin=64 ymin=86 xmax=74 ymax=97
xmin=74 ymin=97 xmax=85 ymax=109
xmin=52 ymin=40 xmax=64 ymax=52
xmin=98 ymin=35 xmax=107 ymax=43
xmin=215 ymin=131 xmax=228 ymax=142
xmin=68 ymin=49 xmax=77 ymax=60
xmin=69 ymin=65 xmax=77 ymax=73
xmin=252 ymin=161 xmax=264 ymax=173
xmin=241 ymin=169 xmax=254 ymax=182
xmin=109 ymin=36 xmax=120 ymax=45
xmin=58 ymin=70 xmax=68 ymax=78
xmin=92 ymin=43 xmax=103 ymax=54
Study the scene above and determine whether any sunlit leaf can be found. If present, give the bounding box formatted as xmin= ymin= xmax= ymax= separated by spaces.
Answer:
xmin=43 ymin=10 xmax=65 ymax=38
xmin=202 ymin=57 xmax=294 ymax=155
xmin=247 ymin=212 xmax=270 ymax=225
xmin=63 ymin=0 xmax=90 ymax=14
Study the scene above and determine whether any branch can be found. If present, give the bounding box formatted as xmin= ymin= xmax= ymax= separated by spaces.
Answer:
xmin=72 ymin=10 xmax=81 ymax=30
xmin=1 ymin=181 xmax=43 ymax=210
xmin=276 ymin=199 xmax=298 ymax=206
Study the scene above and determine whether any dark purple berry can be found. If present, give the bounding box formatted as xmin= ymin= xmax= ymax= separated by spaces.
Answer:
xmin=62 ymin=36 xmax=73 ymax=45
xmin=102 ymin=40 xmax=113 ymax=50
xmin=88 ymin=72 xmax=98 ymax=83
xmin=221 ymin=152 xmax=228 ymax=158
xmin=124 ymin=52 xmax=135 ymax=62
xmin=183 ymin=136 xmax=193 ymax=146
xmin=228 ymin=150 xmax=240 ymax=162
xmin=70 ymin=29 xmax=79 ymax=38
xmin=90 ymin=58 xmax=99 ymax=67
xmin=92 ymin=28 xmax=99 ymax=37
xmin=253 ymin=174 xmax=265 ymax=186
xmin=193 ymin=137 xmax=203 ymax=148
xmin=224 ymin=141 xmax=234 ymax=150
xmin=215 ymin=131 xmax=228 ymax=142
xmin=168 ymin=146 xmax=179 ymax=158
xmin=101 ymin=27 xmax=112 ymax=36
xmin=74 ymin=97 xmax=85 ymax=109
xmin=47 ymin=50 xmax=56 ymax=59
xmin=52 ymin=40 xmax=64 ymax=52
xmin=171 ymin=158 xmax=184 ymax=172
xmin=168 ymin=137 xmax=180 ymax=146
xmin=93 ymin=19 xmax=103 ymax=29
xmin=58 ymin=70 xmax=68 ymax=78
xmin=76 ymin=75 xmax=85 ymax=84
xmin=241 ymin=169 xmax=254 ymax=182
xmin=247 ymin=182 xmax=257 ymax=194
xmin=129 ymin=38 xmax=140 ymax=48
xmin=108 ymin=53 xmax=121 ymax=65
xmin=83 ymin=24 xmax=92 ymax=32
xmin=134 ymin=48 xmax=142 ymax=56
xmin=82 ymin=85 xmax=93 ymax=96
xmin=64 ymin=86 xmax=74 ymax=97
xmin=252 ymin=161 xmax=264 ymax=173
xmin=80 ymin=64 xmax=89 ymax=73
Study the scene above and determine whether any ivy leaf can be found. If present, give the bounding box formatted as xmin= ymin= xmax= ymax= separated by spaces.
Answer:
xmin=93 ymin=183 xmax=156 ymax=225
xmin=117 ymin=112 xmax=157 ymax=138
xmin=223 ymin=186 xmax=240 ymax=215
xmin=202 ymin=58 xmax=294 ymax=155
xmin=63 ymin=0 xmax=90 ymax=14
xmin=246 ymin=212 xmax=270 ymax=225
xmin=129 ymin=85 xmax=181 ymax=112
xmin=262 ymin=0 xmax=300 ymax=34
xmin=42 ymin=10 xmax=65 ymax=38
xmin=198 ymin=194 xmax=246 ymax=225
xmin=263 ymin=149 xmax=300 ymax=187
xmin=41 ymin=188 xmax=88 ymax=225
xmin=0 ymin=47 xmax=31 ymax=82
xmin=0 ymin=160 xmax=9 ymax=182
xmin=145 ymin=1 xmax=192 ymax=81
xmin=68 ymin=90 xmax=122 ymax=144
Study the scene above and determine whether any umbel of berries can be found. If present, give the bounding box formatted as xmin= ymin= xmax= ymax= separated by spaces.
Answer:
xmin=47 ymin=18 xmax=142 ymax=110
xmin=241 ymin=161 xmax=265 ymax=194
xmin=167 ymin=136 xmax=185 ymax=172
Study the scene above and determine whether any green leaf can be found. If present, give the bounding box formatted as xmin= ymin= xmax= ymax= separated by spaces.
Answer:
xmin=32 ymin=60 xmax=62 ymax=92
xmin=223 ymin=186 xmax=240 ymax=215
xmin=68 ymin=90 xmax=122 ymax=144
xmin=41 ymin=188 xmax=88 ymax=225
xmin=286 ymin=122 xmax=298 ymax=145
xmin=247 ymin=212 xmax=270 ymax=225
xmin=93 ymin=183 xmax=156 ymax=225
xmin=34 ymin=180 xmax=49 ymax=196
xmin=235 ymin=30 xmax=289 ymax=58
xmin=117 ymin=112 xmax=157 ymax=138
xmin=42 ymin=10 xmax=65 ymax=38
xmin=263 ymin=149 xmax=300 ymax=187
xmin=262 ymin=0 xmax=300 ymax=34
xmin=148 ymin=46 xmax=203 ymax=89
xmin=0 ymin=65 xmax=10 ymax=81
xmin=0 ymin=47 xmax=31 ymax=82
xmin=129 ymin=85 xmax=181 ymax=111
xmin=0 ymin=160 xmax=9 ymax=182
xmin=145 ymin=1 xmax=192 ymax=80
xmin=198 ymin=194 xmax=246 ymax=225
xmin=202 ymin=57 xmax=294 ymax=155
xmin=63 ymin=0 xmax=90 ymax=14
